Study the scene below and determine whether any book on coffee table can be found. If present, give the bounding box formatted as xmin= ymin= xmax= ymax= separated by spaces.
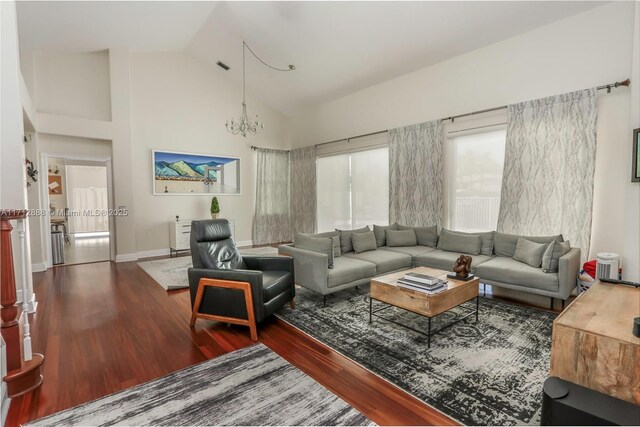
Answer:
xmin=404 ymin=272 xmax=440 ymax=285
xmin=397 ymin=280 xmax=447 ymax=294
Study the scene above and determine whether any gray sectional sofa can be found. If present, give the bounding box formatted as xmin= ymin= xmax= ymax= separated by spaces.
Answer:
xmin=278 ymin=225 xmax=580 ymax=306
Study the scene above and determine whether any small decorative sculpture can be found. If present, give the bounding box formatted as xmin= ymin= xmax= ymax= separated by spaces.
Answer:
xmin=452 ymin=255 xmax=473 ymax=279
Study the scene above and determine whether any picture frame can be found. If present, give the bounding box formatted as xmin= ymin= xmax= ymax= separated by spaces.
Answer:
xmin=633 ymin=128 xmax=640 ymax=183
xmin=152 ymin=150 xmax=241 ymax=195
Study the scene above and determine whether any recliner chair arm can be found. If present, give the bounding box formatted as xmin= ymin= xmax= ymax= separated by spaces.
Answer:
xmin=187 ymin=267 xmax=265 ymax=322
xmin=243 ymin=256 xmax=293 ymax=273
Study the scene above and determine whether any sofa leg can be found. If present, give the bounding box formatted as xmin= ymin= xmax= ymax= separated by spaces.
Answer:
xmin=289 ymin=298 xmax=295 ymax=309
xmin=561 ymin=299 xmax=565 ymax=310
xmin=323 ymin=295 xmax=327 ymax=307
xmin=550 ymin=297 xmax=554 ymax=310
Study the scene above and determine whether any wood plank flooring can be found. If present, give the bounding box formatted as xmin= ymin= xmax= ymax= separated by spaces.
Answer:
xmin=6 ymin=260 xmax=458 ymax=426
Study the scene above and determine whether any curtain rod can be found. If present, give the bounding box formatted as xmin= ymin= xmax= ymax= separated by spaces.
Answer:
xmin=250 ymin=146 xmax=290 ymax=152
xmin=315 ymin=78 xmax=630 ymax=147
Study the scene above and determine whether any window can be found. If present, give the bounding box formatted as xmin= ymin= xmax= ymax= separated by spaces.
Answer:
xmin=317 ymin=147 xmax=389 ymax=231
xmin=447 ymin=128 xmax=506 ymax=232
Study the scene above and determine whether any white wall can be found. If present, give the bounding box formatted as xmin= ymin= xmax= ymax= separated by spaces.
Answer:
xmin=33 ymin=50 xmax=112 ymax=121
xmin=623 ymin=2 xmax=640 ymax=282
xmin=288 ymin=2 xmax=636 ymax=267
xmin=130 ymin=52 xmax=288 ymax=249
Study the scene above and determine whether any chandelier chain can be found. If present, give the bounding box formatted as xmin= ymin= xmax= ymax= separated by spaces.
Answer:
xmin=226 ymin=41 xmax=295 ymax=137
xmin=243 ymin=41 xmax=295 ymax=73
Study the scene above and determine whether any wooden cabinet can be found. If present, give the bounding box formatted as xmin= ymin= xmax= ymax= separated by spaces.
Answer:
xmin=169 ymin=219 xmax=235 ymax=257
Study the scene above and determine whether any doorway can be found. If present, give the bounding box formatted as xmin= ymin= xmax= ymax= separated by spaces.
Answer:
xmin=45 ymin=156 xmax=113 ymax=265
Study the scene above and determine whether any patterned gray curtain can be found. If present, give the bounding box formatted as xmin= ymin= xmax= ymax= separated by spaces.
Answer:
xmin=497 ymin=89 xmax=598 ymax=261
xmin=253 ymin=148 xmax=291 ymax=245
xmin=289 ymin=146 xmax=317 ymax=237
xmin=389 ymin=120 xmax=444 ymax=227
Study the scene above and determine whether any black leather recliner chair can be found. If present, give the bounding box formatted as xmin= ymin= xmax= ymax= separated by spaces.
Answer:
xmin=187 ymin=219 xmax=295 ymax=340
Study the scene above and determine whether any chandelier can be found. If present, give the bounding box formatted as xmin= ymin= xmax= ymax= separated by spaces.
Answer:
xmin=226 ymin=41 xmax=295 ymax=137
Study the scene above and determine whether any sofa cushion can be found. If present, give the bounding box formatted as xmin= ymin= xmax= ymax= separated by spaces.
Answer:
xmin=337 ymin=226 xmax=370 ymax=254
xmin=352 ymin=231 xmax=377 ymax=254
xmin=344 ymin=250 xmax=412 ymax=275
xmin=380 ymin=246 xmax=437 ymax=258
xmin=313 ymin=231 xmax=341 ymax=257
xmin=327 ymin=257 xmax=377 ymax=288
xmin=494 ymin=232 xmax=563 ymax=257
xmin=386 ymin=229 xmax=417 ymax=247
xmin=513 ymin=238 xmax=547 ymax=268
xmin=541 ymin=240 xmax=571 ymax=273
xmin=441 ymin=229 xmax=495 ymax=256
xmin=414 ymin=249 xmax=492 ymax=273
xmin=262 ymin=271 xmax=293 ymax=302
xmin=475 ymin=256 xmax=559 ymax=292
xmin=437 ymin=229 xmax=482 ymax=255
xmin=397 ymin=224 xmax=438 ymax=247
xmin=294 ymin=233 xmax=334 ymax=268
xmin=373 ymin=223 xmax=399 ymax=247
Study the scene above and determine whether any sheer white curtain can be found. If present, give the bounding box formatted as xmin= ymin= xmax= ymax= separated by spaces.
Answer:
xmin=253 ymin=148 xmax=291 ymax=244
xmin=497 ymin=89 xmax=598 ymax=261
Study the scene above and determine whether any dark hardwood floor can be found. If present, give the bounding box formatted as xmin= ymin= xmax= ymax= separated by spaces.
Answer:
xmin=6 ymin=259 xmax=459 ymax=427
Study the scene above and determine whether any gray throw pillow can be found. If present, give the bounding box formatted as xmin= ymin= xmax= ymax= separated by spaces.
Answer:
xmin=437 ymin=229 xmax=482 ymax=255
xmin=443 ymin=229 xmax=494 ymax=256
xmin=336 ymin=226 xmax=370 ymax=254
xmin=294 ymin=233 xmax=334 ymax=269
xmin=314 ymin=231 xmax=341 ymax=257
xmin=386 ymin=229 xmax=417 ymax=247
xmin=541 ymin=240 xmax=571 ymax=273
xmin=397 ymin=224 xmax=437 ymax=247
xmin=351 ymin=230 xmax=377 ymax=254
xmin=494 ymin=232 xmax=563 ymax=257
xmin=373 ymin=223 xmax=399 ymax=247
xmin=513 ymin=237 xmax=547 ymax=268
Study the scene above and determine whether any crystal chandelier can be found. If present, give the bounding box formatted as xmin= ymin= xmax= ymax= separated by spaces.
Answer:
xmin=226 ymin=42 xmax=295 ymax=138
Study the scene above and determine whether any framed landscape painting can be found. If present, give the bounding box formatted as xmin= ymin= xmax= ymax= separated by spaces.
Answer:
xmin=633 ymin=128 xmax=640 ymax=182
xmin=152 ymin=150 xmax=241 ymax=195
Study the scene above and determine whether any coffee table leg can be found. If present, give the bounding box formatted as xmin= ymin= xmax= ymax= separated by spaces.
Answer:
xmin=476 ymin=295 xmax=479 ymax=322
xmin=369 ymin=297 xmax=372 ymax=323
xmin=427 ymin=317 xmax=431 ymax=348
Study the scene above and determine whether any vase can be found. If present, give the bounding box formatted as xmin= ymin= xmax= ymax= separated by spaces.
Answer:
xmin=211 ymin=213 xmax=219 ymax=219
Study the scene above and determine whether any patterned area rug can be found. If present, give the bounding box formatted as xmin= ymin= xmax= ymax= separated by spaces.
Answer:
xmin=26 ymin=343 xmax=373 ymax=426
xmin=277 ymin=286 xmax=555 ymax=426
xmin=137 ymin=247 xmax=278 ymax=290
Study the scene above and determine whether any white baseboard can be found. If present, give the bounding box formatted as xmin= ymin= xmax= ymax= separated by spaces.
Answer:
xmin=32 ymin=262 xmax=46 ymax=273
xmin=115 ymin=253 xmax=139 ymax=263
xmin=136 ymin=248 xmax=170 ymax=260
xmin=119 ymin=244 xmax=254 ymax=263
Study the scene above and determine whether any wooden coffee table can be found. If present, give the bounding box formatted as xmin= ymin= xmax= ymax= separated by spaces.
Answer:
xmin=369 ymin=266 xmax=480 ymax=347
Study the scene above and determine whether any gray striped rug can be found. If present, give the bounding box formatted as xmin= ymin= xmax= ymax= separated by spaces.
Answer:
xmin=26 ymin=344 xmax=373 ymax=426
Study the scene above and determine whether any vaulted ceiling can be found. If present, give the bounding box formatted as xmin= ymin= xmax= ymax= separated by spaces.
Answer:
xmin=17 ymin=1 xmax=605 ymax=115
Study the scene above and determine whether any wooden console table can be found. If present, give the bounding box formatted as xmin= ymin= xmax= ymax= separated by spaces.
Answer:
xmin=549 ymin=280 xmax=640 ymax=405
